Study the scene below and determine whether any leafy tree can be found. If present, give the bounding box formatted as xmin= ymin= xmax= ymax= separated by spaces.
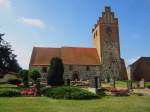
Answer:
xmin=0 ymin=34 xmax=21 ymax=73
xmin=29 ymin=69 xmax=41 ymax=83
xmin=47 ymin=57 xmax=64 ymax=86
xmin=19 ymin=70 xmax=29 ymax=87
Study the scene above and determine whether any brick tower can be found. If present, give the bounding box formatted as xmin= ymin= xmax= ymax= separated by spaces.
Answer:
xmin=92 ymin=7 xmax=123 ymax=80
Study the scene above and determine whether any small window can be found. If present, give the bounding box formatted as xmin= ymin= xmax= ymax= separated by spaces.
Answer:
xmin=42 ymin=67 xmax=47 ymax=73
xmin=94 ymin=33 xmax=95 ymax=39
xmin=95 ymin=30 xmax=97 ymax=36
xmin=86 ymin=66 xmax=90 ymax=71
xmin=69 ymin=65 xmax=73 ymax=71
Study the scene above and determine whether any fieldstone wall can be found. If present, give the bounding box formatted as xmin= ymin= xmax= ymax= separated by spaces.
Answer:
xmin=30 ymin=65 xmax=102 ymax=81
xmin=63 ymin=65 xmax=101 ymax=80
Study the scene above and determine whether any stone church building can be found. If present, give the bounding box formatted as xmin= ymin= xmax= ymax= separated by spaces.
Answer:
xmin=29 ymin=7 xmax=127 ymax=81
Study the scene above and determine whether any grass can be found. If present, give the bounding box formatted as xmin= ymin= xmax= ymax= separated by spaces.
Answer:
xmin=102 ymin=81 xmax=150 ymax=88
xmin=0 ymin=96 xmax=150 ymax=112
xmin=101 ymin=81 xmax=127 ymax=88
xmin=0 ymin=82 xmax=150 ymax=112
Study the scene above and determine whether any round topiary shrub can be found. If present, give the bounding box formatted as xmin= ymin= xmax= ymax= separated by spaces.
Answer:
xmin=0 ymin=88 xmax=20 ymax=97
xmin=43 ymin=86 xmax=99 ymax=99
xmin=29 ymin=69 xmax=41 ymax=83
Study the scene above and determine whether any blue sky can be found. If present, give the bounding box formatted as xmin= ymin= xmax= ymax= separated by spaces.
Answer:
xmin=0 ymin=0 xmax=150 ymax=69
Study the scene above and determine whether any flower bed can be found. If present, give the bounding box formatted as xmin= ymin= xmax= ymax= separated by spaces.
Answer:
xmin=20 ymin=88 xmax=35 ymax=96
xmin=111 ymin=88 xmax=129 ymax=96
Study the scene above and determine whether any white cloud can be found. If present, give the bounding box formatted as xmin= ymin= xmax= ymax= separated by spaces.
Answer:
xmin=126 ymin=56 xmax=140 ymax=66
xmin=17 ymin=17 xmax=45 ymax=29
xmin=0 ymin=0 xmax=11 ymax=9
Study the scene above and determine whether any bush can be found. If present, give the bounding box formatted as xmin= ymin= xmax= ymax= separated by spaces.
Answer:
xmin=147 ymin=85 xmax=150 ymax=89
xmin=4 ymin=74 xmax=21 ymax=85
xmin=29 ymin=69 xmax=41 ymax=83
xmin=4 ymin=74 xmax=17 ymax=81
xmin=43 ymin=86 xmax=99 ymax=99
xmin=35 ymin=79 xmax=41 ymax=96
xmin=0 ymin=88 xmax=20 ymax=97
xmin=19 ymin=70 xmax=29 ymax=87
xmin=0 ymin=78 xmax=7 ymax=84
xmin=97 ymin=88 xmax=106 ymax=96
xmin=8 ymin=78 xmax=22 ymax=85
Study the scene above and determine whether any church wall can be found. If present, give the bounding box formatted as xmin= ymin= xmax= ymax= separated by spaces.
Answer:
xmin=30 ymin=65 xmax=101 ymax=81
xmin=63 ymin=65 xmax=101 ymax=80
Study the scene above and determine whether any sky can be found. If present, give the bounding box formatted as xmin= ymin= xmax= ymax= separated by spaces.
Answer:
xmin=0 ymin=0 xmax=150 ymax=69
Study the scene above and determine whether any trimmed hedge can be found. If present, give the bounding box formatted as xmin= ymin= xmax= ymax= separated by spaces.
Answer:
xmin=4 ymin=74 xmax=22 ymax=85
xmin=8 ymin=79 xmax=22 ymax=85
xmin=0 ymin=88 xmax=20 ymax=97
xmin=43 ymin=86 xmax=99 ymax=99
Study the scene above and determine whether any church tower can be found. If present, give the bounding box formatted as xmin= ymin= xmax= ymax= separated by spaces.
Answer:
xmin=92 ymin=6 xmax=122 ymax=80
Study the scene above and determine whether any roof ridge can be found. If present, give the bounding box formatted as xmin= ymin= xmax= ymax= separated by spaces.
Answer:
xmin=34 ymin=46 xmax=60 ymax=49
xmin=61 ymin=46 xmax=96 ymax=49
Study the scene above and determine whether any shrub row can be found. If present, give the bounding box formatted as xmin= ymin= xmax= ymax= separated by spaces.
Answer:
xmin=0 ymin=88 xmax=20 ymax=97
xmin=43 ymin=86 xmax=99 ymax=99
xmin=4 ymin=74 xmax=22 ymax=85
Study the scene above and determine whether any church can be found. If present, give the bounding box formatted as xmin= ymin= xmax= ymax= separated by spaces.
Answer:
xmin=29 ymin=7 xmax=127 ymax=81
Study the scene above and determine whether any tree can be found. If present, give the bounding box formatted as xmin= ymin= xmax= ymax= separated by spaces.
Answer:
xmin=0 ymin=34 xmax=21 ymax=73
xmin=47 ymin=57 xmax=64 ymax=86
xmin=29 ymin=69 xmax=41 ymax=83
xmin=19 ymin=70 xmax=29 ymax=87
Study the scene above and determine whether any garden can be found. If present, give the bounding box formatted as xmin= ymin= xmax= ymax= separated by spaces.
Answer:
xmin=0 ymin=37 xmax=150 ymax=111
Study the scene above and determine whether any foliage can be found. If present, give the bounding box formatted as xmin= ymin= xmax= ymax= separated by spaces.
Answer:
xmin=0 ymin=35 xmax=22 ymax=73
xmin=145 ymin=82 xmax=150 ymax=89
xmin=19 ymin=70 xmax=29 ymax=87
xmin=0 ymin=88 xmax=20 ymax=97
xmin=35 ymin=79 xmax=41 ymax=96
xmin=97 ymin=88 xmax=106 ymax=96
xmin=29 ymin=69 xmax=41 ymax=83
xmin=0 ymin=78 xmax=7 ymax=84
xmin=8 ymin=78 xmax=22 ymax=85
xmin=47 ymin=57 xmax=64 ymax=86
xmin=147 ymin=85 xmax=150 ymax=89
xmin=4 ymin=74 xmax=17 ymax=80
xmin=0 ymin=84 xmax=18 ymax=89
xmin=4 ymin=74 xmax=21 ymax=85
xmin=44 ymin=86 xmax=99 ymax=99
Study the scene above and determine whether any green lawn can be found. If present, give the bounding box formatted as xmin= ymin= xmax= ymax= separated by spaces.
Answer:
xmin=0 ymin=96 xmax=150 ymax=112
xmin=102 ymin=81 xmax=150 ymax=88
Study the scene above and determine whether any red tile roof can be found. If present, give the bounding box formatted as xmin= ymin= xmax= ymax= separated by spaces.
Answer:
xmin=30 ymin=47 xmax=100 ymax=66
